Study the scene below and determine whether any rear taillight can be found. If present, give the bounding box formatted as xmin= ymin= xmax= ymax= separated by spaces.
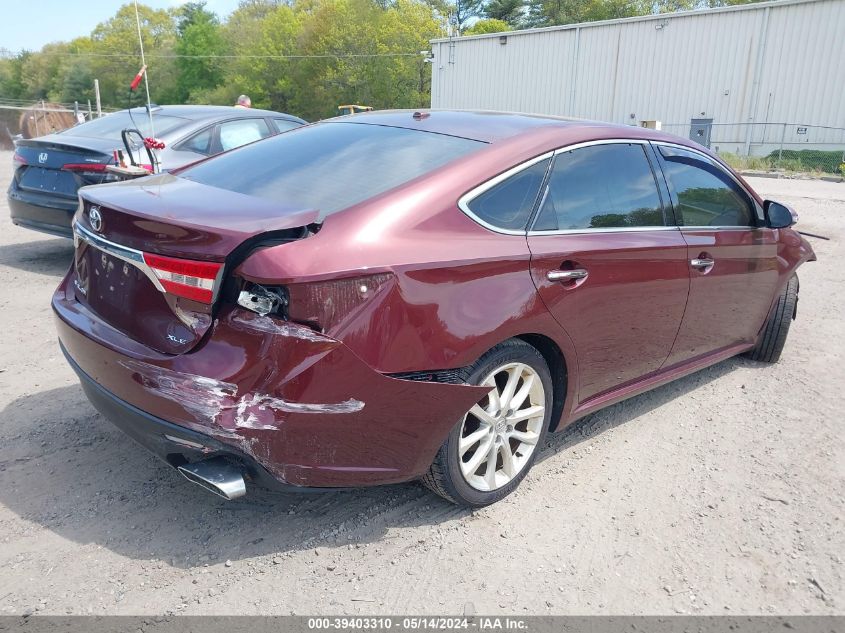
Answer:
xmin=13 ymin=152 xmax=27 ymax=165
xmin=285 ymin=273 xmax=393 ymax=332
xmin=143 ymin=253 xmax=223 ymax=304
xmin=62 ymin=163 xmax=108 ymax=174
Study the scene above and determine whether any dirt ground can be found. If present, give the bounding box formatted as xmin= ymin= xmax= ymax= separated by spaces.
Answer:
xmin=0 ymin=151 xmax=842 ymax=616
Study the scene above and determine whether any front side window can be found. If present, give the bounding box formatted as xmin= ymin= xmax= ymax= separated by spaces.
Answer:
xmin=465 ymin=158 xmax=550 ymax=231
xmin=658 ymin=145 xmax=755 ymax=227
xmin=218 ymin=118 xmax=271 ymax=151
xmin=532 ymin=143 xmax=665 ymax=231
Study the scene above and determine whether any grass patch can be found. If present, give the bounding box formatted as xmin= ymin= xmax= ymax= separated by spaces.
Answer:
xmin=720 ymin=150 xmax=844 ymax=175
xmin=765 ymin=149 xmax=844 ymax=174
xmin=719 ymin=153 xmax=773 ymax=171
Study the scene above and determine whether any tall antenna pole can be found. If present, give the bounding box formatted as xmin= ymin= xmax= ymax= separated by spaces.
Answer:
xmin=134 ymin=0 xmax=154 ymax=137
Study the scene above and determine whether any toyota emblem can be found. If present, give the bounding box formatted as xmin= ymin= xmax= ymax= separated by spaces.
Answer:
xmin=89 ymin=206 xmax=103 ymax=232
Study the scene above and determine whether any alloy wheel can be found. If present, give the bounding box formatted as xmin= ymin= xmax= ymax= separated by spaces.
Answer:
xmin=458 ymin=362 xmax=546 ymax=492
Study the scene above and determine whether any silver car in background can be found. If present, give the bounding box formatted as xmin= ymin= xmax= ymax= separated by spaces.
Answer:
xmin=8 ymin=105 xmax=306 ymax=237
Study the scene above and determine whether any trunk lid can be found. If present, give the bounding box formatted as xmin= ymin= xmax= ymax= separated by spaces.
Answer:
xmin=72 ymin=174 xmax=319 ymax=355
xmin=14 ymin=135 xmax=115 ymax=198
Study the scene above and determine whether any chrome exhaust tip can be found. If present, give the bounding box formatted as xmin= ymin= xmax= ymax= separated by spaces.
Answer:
xmin=177 ymin=457 xmax=247 ymax=500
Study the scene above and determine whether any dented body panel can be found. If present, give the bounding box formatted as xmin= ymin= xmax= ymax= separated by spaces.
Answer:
xmin=53 ymin=110 xmax=815 ymax=494
xmin=54 ymin=282 xmax=488 ymax=486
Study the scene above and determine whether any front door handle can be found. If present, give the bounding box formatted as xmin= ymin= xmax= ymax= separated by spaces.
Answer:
xmin=547 ymin=269 xmax=588 ymax=281
xmin=690 ymin=258 xmax=715 ymax=269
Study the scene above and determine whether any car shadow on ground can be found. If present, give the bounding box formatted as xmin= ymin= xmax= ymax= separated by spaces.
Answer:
xmin=0 ymin=355 xmax=762 ymax=568
xmin=0 ymin=237 xmax=74 ymax=277
xmin=538 ymin=355 xmax=762 ymax=462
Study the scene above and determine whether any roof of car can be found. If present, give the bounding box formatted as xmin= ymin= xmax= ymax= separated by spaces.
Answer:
xmin=125 ymin=104 xmax=305 ymax=122
xmin=336 ymin=109 xmax=638 ymax=143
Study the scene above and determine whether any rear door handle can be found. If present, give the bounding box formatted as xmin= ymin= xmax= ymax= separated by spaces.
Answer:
xmin=547 ymin=269 xmax=588 ymax=281
xmin=690 ymin=258 xmax=715 ymax=269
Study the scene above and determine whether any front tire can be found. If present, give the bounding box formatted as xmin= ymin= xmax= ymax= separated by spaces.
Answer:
xmin=422 ymin=340 xmax=553 ymax=507
xmin=745 ymin=274 xmax=799 ymax=363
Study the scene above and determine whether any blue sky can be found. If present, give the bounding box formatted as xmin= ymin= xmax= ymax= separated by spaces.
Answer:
xmin=0 ymin=1 xmax=242 ymax=53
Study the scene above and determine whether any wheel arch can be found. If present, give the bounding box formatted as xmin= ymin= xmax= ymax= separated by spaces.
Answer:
xmin=513 ymin=333 xmax=568 ymax=432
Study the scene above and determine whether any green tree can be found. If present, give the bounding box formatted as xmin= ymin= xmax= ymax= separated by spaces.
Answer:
xmin=464 ymin=18 xmax=512 ymax=34
xmin=526 ymin=0 xmax=650 ymax=27
xmin=190 ymin=0 xmax=293 ymax=107
xmin=0 ymin=52 xmax=30 ymax=100
xmin=452 ymin=0 xmax=486 ymax=32
xmin=526 ymin=0 xmax=767 ymax=27
xmin=174 ymin=2 xmax=227 ymax=102
xmin=704 ymin=0 xmax=762 ymax=5
xmin=19 ymin=43 xmax=74 ymax=101
xmin=88 ymin=3 xmax=179 ymax=107
xmin=60 ymin=59 xmax=94 ymax=104
xmin=483 ymin=0 xmax=524 ymax=26
xmin=287 ymin=0 xmax=437 ymax=120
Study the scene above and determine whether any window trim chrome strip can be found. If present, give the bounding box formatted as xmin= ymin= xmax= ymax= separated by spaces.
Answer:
xmin=549 ymin=138 xmax=651 ymax=154
xmin=458 ymin=137 xmax=766 ymax=237
xmin=73 ymin=222 xmax=166 ymax=293
xmin=526 ymin=225 xmax=681 ymax=237
xmin=528 ymin=138 xmax=672 ymax=236
xmin=678 ymin=225 xmax=765 ymax=231
xmin=458 ymin=139 xmax=669 ymax=236
xmin=457 ymin=150 xmax=555 ymax=236
xmin=651 ymin=140 xmax=766 ymax=223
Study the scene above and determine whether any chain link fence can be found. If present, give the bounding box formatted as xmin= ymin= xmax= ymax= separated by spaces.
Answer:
xmin=660 ymin=122 xmax=845 ymax=177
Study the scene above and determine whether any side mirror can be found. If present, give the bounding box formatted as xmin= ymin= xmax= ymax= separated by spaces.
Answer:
xmin=764 ymin=200 xmax=797 ymax=229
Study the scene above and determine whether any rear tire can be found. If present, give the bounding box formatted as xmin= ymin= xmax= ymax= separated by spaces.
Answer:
xmin=745 ymin=274 xmax=799 ymax=363
xmin=422 ymin=340 xmax=553 ymax=507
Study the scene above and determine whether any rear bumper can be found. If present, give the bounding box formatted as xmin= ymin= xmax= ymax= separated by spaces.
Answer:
xmin=8 ymin=185 xmax=76 ymax=238
xmin=61 ymin=342 xmax=309 ymax=494
xmin=52 ymin=272 xmax=487 ymax=489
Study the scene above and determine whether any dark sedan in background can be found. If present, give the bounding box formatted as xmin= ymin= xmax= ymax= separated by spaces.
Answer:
xmin=8 ymin=105 xmax=305 ymax=237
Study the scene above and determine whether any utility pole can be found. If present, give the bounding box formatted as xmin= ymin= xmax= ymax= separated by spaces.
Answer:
xmin=94 ymin=79 xmax=102 ymax=118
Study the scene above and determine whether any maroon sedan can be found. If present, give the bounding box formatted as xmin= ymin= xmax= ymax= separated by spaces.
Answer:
xmin=52 ymin=111 xmax=815 ymax=506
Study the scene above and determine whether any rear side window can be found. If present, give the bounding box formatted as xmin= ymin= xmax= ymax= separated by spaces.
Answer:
xmin=181 ymin=122 xmax=484 ymax=216
xmin=658 ymin=146 xmax=755 ymax=227
xmin=179 ymin=127 xmax=213 ymax=155
xmin=465 ymin=158 xmax=550 ymax=231
xmin=273 ymin=118 xmax=302 ymax=133
xmin=533 ymin=143 xmax=665 ymax=231
xmin=219 ymin=118 xmax=271 ymax=151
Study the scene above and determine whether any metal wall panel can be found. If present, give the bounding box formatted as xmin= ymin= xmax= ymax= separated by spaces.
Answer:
xmin=430 ymin=0 xmax=845 ymax=151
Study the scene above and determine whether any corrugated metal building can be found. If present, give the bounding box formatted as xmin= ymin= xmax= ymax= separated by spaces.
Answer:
xmin=430 ymin=0 xmax=845 ymax=157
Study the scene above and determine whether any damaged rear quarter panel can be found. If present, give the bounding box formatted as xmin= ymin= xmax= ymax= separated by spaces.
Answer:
xmin=54 ymin=286 xmax=488 ymax=486
xmin=235 ymin=192 xmax=574 ymax=376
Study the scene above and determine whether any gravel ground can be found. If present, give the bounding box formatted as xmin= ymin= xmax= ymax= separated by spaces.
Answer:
xmin=0 ymin=151 xmax=842 ymax=616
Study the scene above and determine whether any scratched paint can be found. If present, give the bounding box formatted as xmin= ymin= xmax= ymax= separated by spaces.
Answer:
xmin=229 ymin=312 xmax=338 ymax=344
xmin=121 ymin=358 xmax=364 ymax=437
xmin=170 ymin=302 xmax=211 ymax=330
xmin=120 ymin=359 xmax=237 ymax=421
xmin=234 ymin=393 xmax=364 ymax=421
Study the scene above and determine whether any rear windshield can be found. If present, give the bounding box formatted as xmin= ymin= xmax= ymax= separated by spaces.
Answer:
xmin=61 ymin=111 xmax=187 ymax=140
xmin=179 ymin=122 xmax=485 ymax=216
